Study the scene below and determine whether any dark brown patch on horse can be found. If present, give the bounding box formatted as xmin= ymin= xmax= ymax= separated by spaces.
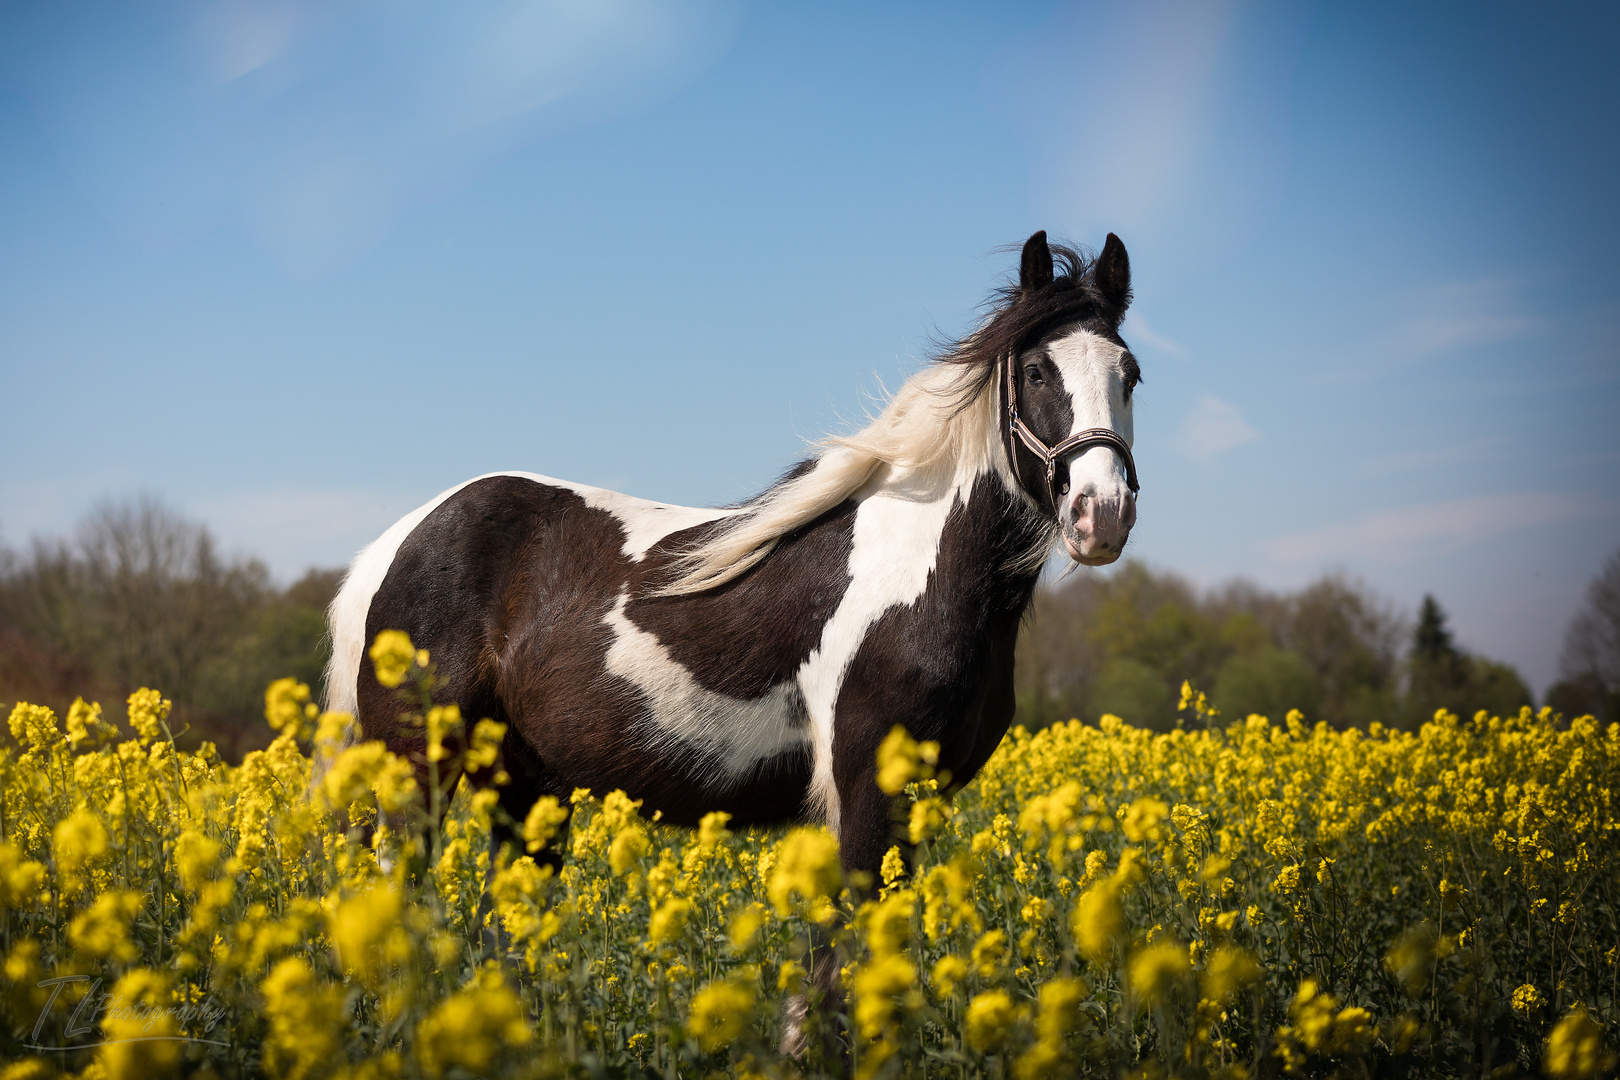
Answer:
xmin=627 ymin=499 xmax=857 ymax=700
xmin=828 ymin=474 xmax=1048 ymax=872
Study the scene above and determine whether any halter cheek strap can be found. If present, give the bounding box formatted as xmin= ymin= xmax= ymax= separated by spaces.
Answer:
xmin=1004 ymin=355 xmax=1140 ymax=514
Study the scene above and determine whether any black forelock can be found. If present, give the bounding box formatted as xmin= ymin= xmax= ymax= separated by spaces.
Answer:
xmin=934 ymin=239 xmax=1138 ymax=401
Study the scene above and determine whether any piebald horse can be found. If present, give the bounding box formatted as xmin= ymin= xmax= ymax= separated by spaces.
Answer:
xmin=324 ymin=230 xmax=1140 ymax=878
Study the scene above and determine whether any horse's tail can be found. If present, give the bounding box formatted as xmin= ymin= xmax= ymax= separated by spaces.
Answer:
xmin=312 ymin=540 xmax=381 ymax=790
xmin=323 ymin=558 xmax=368 ymax=722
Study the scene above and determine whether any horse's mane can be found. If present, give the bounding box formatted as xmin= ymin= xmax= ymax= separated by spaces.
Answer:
xmin=658 ymin=240 xmax=1106 ymax=597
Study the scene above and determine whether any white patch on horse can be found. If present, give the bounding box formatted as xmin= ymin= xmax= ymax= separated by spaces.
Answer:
xmin=325 ymin=476 xmax=490 ymax=717
xmin=602 ymin=593 xmax=810 ymax=781
xmin=1045 ymin=327 xmax=1135 ymax=497
xmin=575 ymin=487 xmax=734 ymax=561
xmin=797 ymin=458 xmax=970 ymax=837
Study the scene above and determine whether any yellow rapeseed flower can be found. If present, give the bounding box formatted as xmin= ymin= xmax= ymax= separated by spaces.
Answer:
xmin=0 ymin=842 xmax=47 ymax=911
xmin=64 ymin=697 xmax=106 ymax=749
xmin=909 ymin=796 xmax=952 ymax=845
xmin=767 ymin=827 xmax=842 ymax=918
xmin=1544 ymin=1007 xmax=1616 ymax=1080
xmin=1511 ymin=982 xmax=1543 ymax=1017
xmin=415 ymin=967 xmax=532 ymax=1078
xmin=1072 ymin=878 xmax=1124 ymax=962
xmin=466 ymin=717 xmax=506 ymax=768
xmin=329 ymin=884 xmax=412 ymax=989
xmin=880 ymin=845 xmax=907 ymax=889
xmin=731 ymin=903 xmax=767 ymax=951
xmin=369 ymin=630 xmax=416 ymax=689
xmin=648 ymin=896 xmax=691 ymax=945
xmin=921 ymin=855 xmax=981 ymax=942
xmin=776 ymin=959 xmax=806 ymax=993
xmin=687 ymin=977 xmax=756 ymax=1052
xmin=126 ymin=687 xmax=171 ymax=742
xmin=8 ymin=701 xmax=60 ymax=752
xmin=1014 ymin=977 xmax=1086 ymax=1080
xmin=264 ymin=677 xmax=312 ymax=735
xmin=1202 ymin=945 xmax=1261 ymax=1004
xmin=96 ymin=969 xmax=180 ymax=1080
xmin=698 ymin=809 xmax=734 ymax=850
xmin=931 ymin=954 xmax=968 ymax=998
xmin=964 ymin=988 xmax=1019 ymax=1053
xmin=608 ymin=825 xmax=650 ymax=875
xmin=1128 ymin=940 xmax=1190 ymax=1006
xmin=876 ymin=724 xmax=939 ymax=795
xmin=522 ymin=795 xmax=569 ymax=853
xmin=321 ymin=741 xmax=419 ymax=815
xmin=1122 ymin=797 xmax=1168 ymax=843
xmin=852 ymin=953 xmax=916 ymax=1041
xmin=261 ymin=957 xmax=344 ymax=1080
xmin=173 ymin=829 xmax=223 ymax=892
xmin=860 ymin=889 xmax=916 ymax=958
xmin=68 ymin=889 xmax=143 ymax=963
xmin=424 ymin=704 xmax=462 ymax=763
xmin=970 ymin=928 xmax=1008 ymax=978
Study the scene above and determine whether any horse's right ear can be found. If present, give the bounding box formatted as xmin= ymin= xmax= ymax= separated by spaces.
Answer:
xmin=1020 ymin=230 xmax=1053 ymax=292
xmin=1095 ymin=232 xmax=1132 ymax=314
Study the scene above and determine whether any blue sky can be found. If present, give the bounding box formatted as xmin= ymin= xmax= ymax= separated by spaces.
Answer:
xmin=2 ymin=1 xmax=1617 ymax=693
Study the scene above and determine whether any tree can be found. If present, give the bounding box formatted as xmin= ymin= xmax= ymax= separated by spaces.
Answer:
xmin=1016 ymin=563 xmax=1530 ymax=734
xmin=1283 ymin=577 xmax=1403 ymax=728
xmin=1015 ymin=563 xmax=1401 ymax=731
xmin=0 ymin=498 xmax=340 ymax=747
xmin=1546 ymin=547 xmax=1620 ymax=722
xmin=1401 ymin=594 xmax=1531 ymax=726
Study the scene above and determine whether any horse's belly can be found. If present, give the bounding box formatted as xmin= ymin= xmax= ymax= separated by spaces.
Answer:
xmin=506 ymin=653 xmax=816 ymax=825
xmin=606 ymin=592 xmax=812 ymax=765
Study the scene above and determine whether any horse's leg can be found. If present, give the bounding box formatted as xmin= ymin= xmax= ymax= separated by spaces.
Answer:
xmin=780 ymin=730 xmax=900 ymax=1061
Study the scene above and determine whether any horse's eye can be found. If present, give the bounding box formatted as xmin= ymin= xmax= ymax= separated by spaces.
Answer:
xmin=1024 ymin=365 xmax=1044 ymax=387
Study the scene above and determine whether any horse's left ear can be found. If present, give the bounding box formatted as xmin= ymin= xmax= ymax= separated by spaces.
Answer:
xmin=1096 ymin=233 xmax=1132 ymax=315
xmin=1020 ymin=230 xmax=1054 ymax=292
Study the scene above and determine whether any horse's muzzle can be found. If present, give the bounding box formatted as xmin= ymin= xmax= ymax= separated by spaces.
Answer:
xmin=1062 ymin=490 xmax=1136 ymax=564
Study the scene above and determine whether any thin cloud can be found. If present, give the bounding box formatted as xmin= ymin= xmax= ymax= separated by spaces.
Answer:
xmin=1359 ymin=435 xmax=1512 ymax=477
xmin=0 ymin=0 xmax=748 ymax=280
xmin=983 ymin=0 xmax=1245 ymax=240
xmin=1264 ymin=492 xmax=1607 ymax=565
xmin=1181 ymin=395 xmax=1259 ymax=459
xmin=1123 ymin=313 xmax=1188 ymax=358
xmin=1397 ymin=278 xmax=1542 ymax=355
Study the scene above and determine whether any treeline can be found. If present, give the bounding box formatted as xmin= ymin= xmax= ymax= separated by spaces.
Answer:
xmin=1546 ymin=546 xmax=1620 ymax=724
xmin=1014 ymin=562 xmax=1537 ymax=732
xmin=0 ymin=498 xmax=338 ymax=756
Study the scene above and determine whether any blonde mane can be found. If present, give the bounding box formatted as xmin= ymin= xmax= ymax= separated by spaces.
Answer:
xmin=658 ymin=361 xmax=1014 ymax=596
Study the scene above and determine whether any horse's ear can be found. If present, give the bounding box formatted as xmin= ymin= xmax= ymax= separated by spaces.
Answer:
xmin=1096 ymin=233 xmax=1132 ymax=314
xmin=1020 ymin=230 xmax=1053 ymax=292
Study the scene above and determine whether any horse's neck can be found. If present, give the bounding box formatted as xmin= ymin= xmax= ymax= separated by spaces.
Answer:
xmin=854 ymin=456 xmax=1048 ymax=612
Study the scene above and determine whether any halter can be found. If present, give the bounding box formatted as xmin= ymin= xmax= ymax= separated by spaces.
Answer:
xmin=1004 ymin=354 xmax=1140 ymax=515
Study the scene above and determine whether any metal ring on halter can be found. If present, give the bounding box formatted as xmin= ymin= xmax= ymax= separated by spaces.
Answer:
xmin=1003 ymin=355 xmax=1140 ymax=514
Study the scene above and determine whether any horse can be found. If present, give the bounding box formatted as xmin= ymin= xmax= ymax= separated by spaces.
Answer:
xmin=323 ymin=229 xmax=1140 ymax=882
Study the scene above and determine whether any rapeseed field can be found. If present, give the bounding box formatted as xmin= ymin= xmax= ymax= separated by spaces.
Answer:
xmin=0 ymin=633 xmax=1615 ymax=1078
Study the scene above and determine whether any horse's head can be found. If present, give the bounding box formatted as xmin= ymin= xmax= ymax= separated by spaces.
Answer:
xmin=1002 ymin=230 xmax=1139 ymax=566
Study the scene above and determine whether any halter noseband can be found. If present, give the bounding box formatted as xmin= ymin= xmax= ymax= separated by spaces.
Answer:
xmin=1004 ymin=354 xmax=1140 ymax=515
